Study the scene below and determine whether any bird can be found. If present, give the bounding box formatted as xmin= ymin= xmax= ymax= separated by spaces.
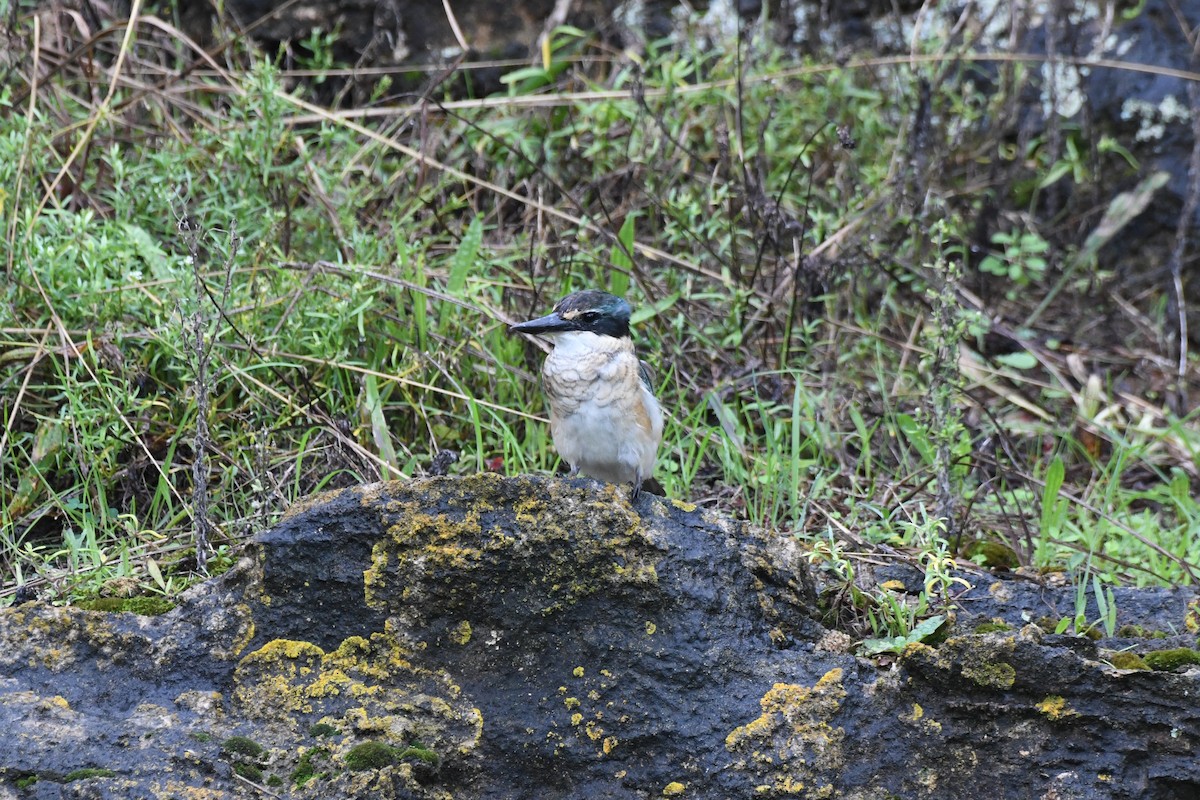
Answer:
xmin=510 ymin=289 xmax=664 ymax=500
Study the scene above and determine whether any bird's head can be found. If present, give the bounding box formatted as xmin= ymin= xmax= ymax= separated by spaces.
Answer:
xmin=509 ymin=290 xmax=633 ymax=340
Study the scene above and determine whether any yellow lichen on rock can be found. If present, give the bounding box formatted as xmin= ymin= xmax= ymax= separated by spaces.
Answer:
xmin=1036 ymin=695 xmax=1080 ymax=720
xmin=900 ymin=702 xmax=942 ymax=734
xmin=449 ymin=620 xmax=472 ymax=645
xmin=361 ymin=476 xmax=662 ymax=633
xmin=961 ymin=660 xmax=1016 ymax=690
xmin=229 ymin=627 xmax=483 ymax=768
xmin=725 ymin=669 xmax=846 ymax=796
xmin=903 ymin=634 xmax=1018 ymax=690
xmin=280 ymin=486 xmax=349 ymax=521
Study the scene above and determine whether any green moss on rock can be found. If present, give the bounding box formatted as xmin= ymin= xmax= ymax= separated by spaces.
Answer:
xmin=292 ymin=747 xmax=329 ymax=787
xmin=74 ymin=597 xmax=176 ymax=616
xmin=362 ymin=474 xmax=659 ymax=621
xmin=344 ymin=741 xmax=397 ymax=770
xmin=1143 ymin=647 xmax=1200 ymax=671
xmin=902 ymin=633 xmax=1018 ymax=690
xmin=64 ymin=768 xmax=116 ymax=782
xmin=221 ymin=736 xmax=265 ymax=759
xmin=1116 ymin=624 xmax=1154 ymax=639
xmin=1105 ymin=651 xmax=1150 ymax=671
xmin=309 ymin=722 xmax=339 ymax=738
xmin=233 ymin=763 xmax=263 ymax=782
xmin=397 ymin=743 xmax=440 ymax=766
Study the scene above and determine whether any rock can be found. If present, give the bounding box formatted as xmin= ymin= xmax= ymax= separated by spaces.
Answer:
xmin=1 ymin=474 xmax=1199 ymax=798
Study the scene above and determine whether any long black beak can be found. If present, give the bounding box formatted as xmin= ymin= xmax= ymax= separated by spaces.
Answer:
xmin=509 ymin=311 xmax=574 ymax=336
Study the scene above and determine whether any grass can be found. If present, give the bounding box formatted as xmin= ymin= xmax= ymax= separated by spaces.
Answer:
xmin=1 ymin=3 xmax=1198 ymax=643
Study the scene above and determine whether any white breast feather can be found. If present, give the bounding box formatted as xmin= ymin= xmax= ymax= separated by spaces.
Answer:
xmin=541 ymin=331 xmax=662 ymax=485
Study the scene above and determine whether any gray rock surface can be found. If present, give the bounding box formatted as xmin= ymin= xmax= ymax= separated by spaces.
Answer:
xmin=1 ymin=475 xmax=1199 ymax=799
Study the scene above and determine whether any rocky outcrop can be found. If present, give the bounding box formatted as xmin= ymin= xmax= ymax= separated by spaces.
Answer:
xmin=1 ymin=475 xmax=1199 ymax=799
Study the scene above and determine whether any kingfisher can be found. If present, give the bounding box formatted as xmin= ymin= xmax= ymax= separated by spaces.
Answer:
xmin=510 ymin=290 xmax=664 ymax=499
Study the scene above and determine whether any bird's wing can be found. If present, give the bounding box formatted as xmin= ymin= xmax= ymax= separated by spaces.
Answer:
xmin=638 ymin=359 xmax=656 ymax=393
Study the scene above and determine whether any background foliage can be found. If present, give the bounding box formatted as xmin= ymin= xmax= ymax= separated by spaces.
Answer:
xmin=2 ymin=1 xmax=1197 ymax=642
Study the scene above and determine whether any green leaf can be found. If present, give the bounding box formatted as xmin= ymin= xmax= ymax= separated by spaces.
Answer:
xmin=1168 ymin=470 xmax=1190 ymax=507
xmin=860 ymin=635 xmax=910 ymax=656
xmin=363 ymin=372 xmax=398 ymax=470
xmin=993 ymin=351 xmax=1037 ymax=370
xmin=860 ymin=615 xmax=946 ymax=655
xmin=608 ymin=213 xmax=637 ymax=297
xmin=908 ymin=614 xmax=947 ymax=640
xmin=1038 ymin=160 xmax=1074 ymax=188
xmin=120 ymin=223 xmax=171 ymax=278
xmin=896 ymin=414 xmax=933 ymax=466
xmin=1041 ymin=457 xmax=1065 ymax=536
xmin=630 ymin=291 xmax=678 ymax=325
xmin=146 ymin=557 xmax=165 ymax=591
xmin=978 ymin=255 xmax=1007 ymax=276
xmin=447 ymin=216 xmax=482 ymax=296
xmin=1092 ymin=574 xmax=1108 ymax=627
xmin=500 ymin=66 xmax=550 ymax=87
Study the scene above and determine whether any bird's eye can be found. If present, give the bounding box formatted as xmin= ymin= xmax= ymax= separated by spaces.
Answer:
xmin=580 ymin=311 xmax=600 ymax=322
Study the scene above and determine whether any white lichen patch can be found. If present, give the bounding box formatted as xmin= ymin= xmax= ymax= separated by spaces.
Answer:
xmin=1041 ymin=61 xmax=1086 ymax=119
xmin=1121 ymin=95 xmax=1191 ymax=142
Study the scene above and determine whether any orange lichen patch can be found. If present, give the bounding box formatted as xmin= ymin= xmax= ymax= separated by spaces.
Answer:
xmin=725 ymin=669 xmax=846 ymax=794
